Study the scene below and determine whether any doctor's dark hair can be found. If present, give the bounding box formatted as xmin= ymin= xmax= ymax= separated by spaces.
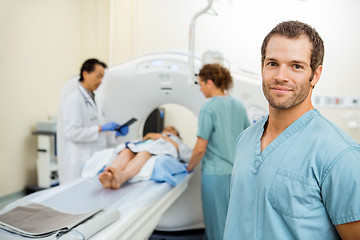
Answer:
xmin=79 ymin=58 xmax=107 ymax=82
xmin=261 ymin=20 xmax=324 ymax=74
xmin=198 ymin=63 xmax=233 ymax=91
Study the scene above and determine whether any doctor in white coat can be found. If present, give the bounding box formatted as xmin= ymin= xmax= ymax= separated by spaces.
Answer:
xmin=58 ymin=58 xmax=128 ymax=185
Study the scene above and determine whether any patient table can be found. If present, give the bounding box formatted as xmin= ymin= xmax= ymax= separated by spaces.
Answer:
xmin=0 ymin=173 xmax=193 ymax=240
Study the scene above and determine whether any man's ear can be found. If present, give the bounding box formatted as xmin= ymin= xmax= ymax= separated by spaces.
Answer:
xmin=83 ymin=71 xmax=90 ymax=81
xmin=310 ymin=65 xmax=322 ymax=88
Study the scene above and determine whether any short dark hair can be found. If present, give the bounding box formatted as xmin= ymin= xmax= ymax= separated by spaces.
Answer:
xmin=198 ymin=63 xmax=233 ymax=91
xmin=261 ymin=20 xmax=324 ymax=74
xmin=79 ymin=58 xmax=107 ymax=82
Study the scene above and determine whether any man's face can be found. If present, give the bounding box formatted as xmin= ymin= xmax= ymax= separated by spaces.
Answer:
xmin=261 ymin=35 xmax=317 ymax=110
xmin=83 ymin=64 xmax=105 ymax=92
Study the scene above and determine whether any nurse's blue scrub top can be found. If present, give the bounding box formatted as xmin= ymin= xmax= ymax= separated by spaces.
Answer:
xmin=197 ymin=95 xmax=250 ymax=175
xmin=224 ymin=109 xmax=360 ymax=240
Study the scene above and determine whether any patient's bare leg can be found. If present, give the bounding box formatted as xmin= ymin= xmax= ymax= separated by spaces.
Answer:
xmin=99 ymin=149 xmax=137 ymax=189
xmin=111 ymin=148 xmax=136 ymax=171
xmin=99 ymin=168 xmax=114 ymax=189
xmin=111 ymin=151 xmax=152 ymax=189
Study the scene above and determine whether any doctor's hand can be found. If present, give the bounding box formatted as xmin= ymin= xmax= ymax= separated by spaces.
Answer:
xmin=100 ymin=121 xmax=120 ymax=132
xmin=116 ymin=125 xmax=129 ymax=137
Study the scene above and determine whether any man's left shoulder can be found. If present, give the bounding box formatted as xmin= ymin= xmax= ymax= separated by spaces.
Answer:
xmin=311 ymin=113 xmax=360 ymax=149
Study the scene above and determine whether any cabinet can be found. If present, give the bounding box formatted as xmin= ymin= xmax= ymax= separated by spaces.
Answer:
xmin=32 ymin=131 xmax=58 ymax=188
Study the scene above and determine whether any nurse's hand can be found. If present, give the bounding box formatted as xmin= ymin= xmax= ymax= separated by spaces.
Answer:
xmin=184 ymin=164 xmax=193 ymax=173
xmin=116 ymin=125 xmax=129 ymax=137
xmin=101 ymin=121 xmax=120 ymax=131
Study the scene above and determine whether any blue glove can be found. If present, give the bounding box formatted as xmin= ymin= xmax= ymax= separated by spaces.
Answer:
xmin=116 ymin=125 xmax=129 ymax=137
xmin=101 ymin=121 xmax=120 ymax=132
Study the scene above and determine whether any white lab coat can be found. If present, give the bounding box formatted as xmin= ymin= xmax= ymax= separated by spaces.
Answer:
xmin=58 ymin=84 xmax=115 ymax=184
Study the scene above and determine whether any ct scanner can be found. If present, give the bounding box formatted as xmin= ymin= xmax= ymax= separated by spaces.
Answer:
xmin=0 ymin=52 xmax=268 ymax=240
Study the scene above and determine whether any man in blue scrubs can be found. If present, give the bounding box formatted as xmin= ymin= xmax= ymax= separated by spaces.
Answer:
xmin=224 ymin=21 xmax=360 ymax=239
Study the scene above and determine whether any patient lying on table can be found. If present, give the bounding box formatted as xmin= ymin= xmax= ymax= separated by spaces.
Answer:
xmin=99 ymin=126 xmax=192 ymax=189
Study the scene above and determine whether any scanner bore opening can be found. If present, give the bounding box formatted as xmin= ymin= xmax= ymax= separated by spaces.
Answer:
xmin=143 ymin=103 xmax=198 ymax=148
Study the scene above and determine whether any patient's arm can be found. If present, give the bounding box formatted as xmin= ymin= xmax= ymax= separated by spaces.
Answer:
xmin=143 ymin=133 xmax=179 ymax=151
xmin=161 ymin=135 xmax=179 ymax=152
xmin=186 ymin=137 xmax=207 ymax=172
xmin=143 ymin=133 xmax=162 ymax=140
xmin=335 ymin=220 xmax=360 ymax=240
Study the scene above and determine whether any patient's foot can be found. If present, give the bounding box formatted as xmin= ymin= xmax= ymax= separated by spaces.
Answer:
xmin=107 ymin=167 xmax=125 ymax=189
xmin=99 ymin=169 xmax=113 ymax=189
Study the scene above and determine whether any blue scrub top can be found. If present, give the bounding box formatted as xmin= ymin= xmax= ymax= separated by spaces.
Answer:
xmin=197 ymin=96 xmax=250 ymax=175
xmin=224 ymin=109 xmax=360 ymax=240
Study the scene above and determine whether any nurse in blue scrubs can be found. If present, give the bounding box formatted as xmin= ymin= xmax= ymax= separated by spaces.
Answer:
xmin=186 ymin=63 xmax=250 ymax=240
